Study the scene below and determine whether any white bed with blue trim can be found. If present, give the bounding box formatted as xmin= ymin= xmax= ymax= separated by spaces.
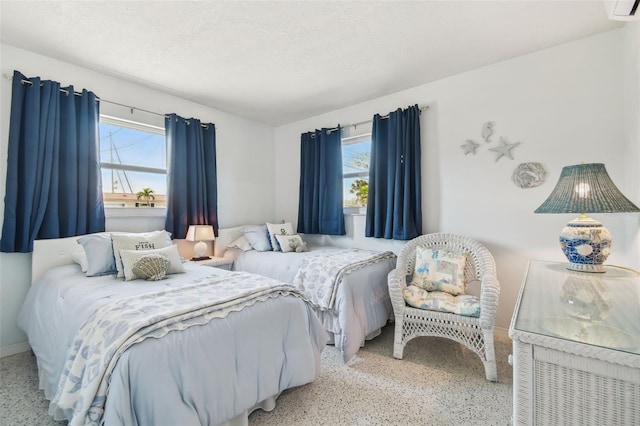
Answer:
xmin=18 ymin=234 xmax=327 ymax=426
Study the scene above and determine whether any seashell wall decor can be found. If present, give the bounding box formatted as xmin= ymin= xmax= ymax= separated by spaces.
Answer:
xmin=512 ymin=162 xmax=547 ymax=188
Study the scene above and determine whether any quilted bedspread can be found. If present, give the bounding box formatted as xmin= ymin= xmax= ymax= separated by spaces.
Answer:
xmin=292 ymin=249 xmax=396 ymax=311
xmin=43 ymin=271 xmax=305 ymax=425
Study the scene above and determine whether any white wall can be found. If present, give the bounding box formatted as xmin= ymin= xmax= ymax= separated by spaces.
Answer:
xmin=622 ymin=22 xmax=640 ymax=268
xmin=0 ymin=44 xmax=276 ymax=353
xmin=2 ymin=27 xmax=638 ymax=354
xmin=274 ymin=28 xmax=640 ymax=333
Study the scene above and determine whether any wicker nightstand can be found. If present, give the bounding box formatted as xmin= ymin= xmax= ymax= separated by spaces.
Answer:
xmin=191 ymin=257 xmax=234 ymax=271
xmin=509 ymin=260 xmax=640 ymax=425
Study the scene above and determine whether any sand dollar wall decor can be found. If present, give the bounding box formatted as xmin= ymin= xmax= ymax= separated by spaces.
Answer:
xmin=512 ymin=162 xmax=546 ymax=188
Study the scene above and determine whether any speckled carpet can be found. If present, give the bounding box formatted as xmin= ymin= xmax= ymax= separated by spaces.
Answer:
xmin=0 ymin=324 xmax=513 ymax=425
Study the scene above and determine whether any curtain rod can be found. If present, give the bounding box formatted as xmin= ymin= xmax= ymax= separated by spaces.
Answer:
xmin=310 ymin=105 xmax=429 ymax=137
xmin=2 ymin=73 xmax=213 ymax=129
xmin=345 ymin=105 xmax=429 ymax=131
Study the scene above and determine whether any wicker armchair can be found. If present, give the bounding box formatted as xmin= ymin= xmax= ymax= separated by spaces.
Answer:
xmin=388 ymin=233 xmax=500 ymax=381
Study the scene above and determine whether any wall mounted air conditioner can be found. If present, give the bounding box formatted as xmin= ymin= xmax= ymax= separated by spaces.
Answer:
xmin=604 ymin=0 xmax=639 ymax=20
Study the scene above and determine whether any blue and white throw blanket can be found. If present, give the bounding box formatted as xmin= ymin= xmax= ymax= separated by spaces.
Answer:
xmin=292 ymin=249 xmax=396 ymax=311
xmin=51 ymin=272 xmax=302 ymax=426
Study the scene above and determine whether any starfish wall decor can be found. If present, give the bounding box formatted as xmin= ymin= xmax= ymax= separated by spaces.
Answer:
xmin=461 ymin=139 xmax=480 ymax=155
xmin=489 ymin=137 xmax=521 ymax=162
xmin=460 ymin=121 xmax=524 ymax=161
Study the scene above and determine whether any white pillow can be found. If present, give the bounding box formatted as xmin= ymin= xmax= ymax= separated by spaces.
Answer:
xmin=275 ymin=234 xmax=305 ymax=253
xmin=119 ymin=245 xmax=185 ymax=281
xmin=71 ymin=250 xmax=89 ymax=273
xmin=266 ymin=222 xmax=295 ymax=251
xmin=111 ymin=231 xmax=171 ymax=278
xmin=227 ymin=235 xmax=253 ymax=252
xmin=242 ymin=225 xmax=272 ymax=251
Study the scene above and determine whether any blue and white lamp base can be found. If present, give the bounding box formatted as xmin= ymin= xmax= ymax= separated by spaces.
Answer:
xmin=559 ymin=215 xmax=611 ymax=273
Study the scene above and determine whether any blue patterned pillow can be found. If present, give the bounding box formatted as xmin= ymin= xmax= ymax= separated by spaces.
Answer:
xmin=410 ymin=246 xmax=467 ymax=296
xmin=242 ymin=225 xmax=272 ymax=251
xmin=402 ymin=285 xmax=480 ymax=317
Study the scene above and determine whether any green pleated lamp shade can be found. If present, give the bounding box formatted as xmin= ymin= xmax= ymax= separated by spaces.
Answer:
xmin=535 ymin=163 xmax=639 ymax=214
xmin=535 ymin=163 xmax=639 ymax=273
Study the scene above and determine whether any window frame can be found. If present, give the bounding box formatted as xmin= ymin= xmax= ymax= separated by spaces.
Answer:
xmin=342 ymin=132 xmax=371 ymax=213
xmin=99 ymin=115 xmax=167 ymax=215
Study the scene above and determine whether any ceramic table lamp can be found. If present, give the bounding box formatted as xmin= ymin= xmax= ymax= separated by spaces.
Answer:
xmin=186 ymin=225 xmax=215 ymax=260
xmin=534 ymin=163 xmax=639 ymax=273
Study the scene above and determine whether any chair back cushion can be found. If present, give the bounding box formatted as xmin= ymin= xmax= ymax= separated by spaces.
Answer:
xmin=410 ymin=246 xmax=467 ymax=295
xmin=402 ymin=285 xmax=480 ymax=317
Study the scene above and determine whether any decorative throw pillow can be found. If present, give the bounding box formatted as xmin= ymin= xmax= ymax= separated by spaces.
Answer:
xmin=266 ymin=222 xmax=295 ymax=251
xmin=402 ymin=285 xmax=480 ymax=317
xmin=410 ymin=246 xmax=467 ymax=296
xmin=111 ymin=230 xmax=171 ymax=278
xmin=242 ymin=225 xmax=272 ymax=251
xmin=227 ymin=235 xmax=253 ymax=252
xmin=119 ymin=245 xmax=185 ymax=281
xmin=71 ymin=250 xmax=89 ymax=273
xmin=77 ymin=233 xmax=117 ymax=277
xmin=131 ymin=254 xmax=170 ymax=281
xmin=275 ymin=234 xmax=307 ymax=253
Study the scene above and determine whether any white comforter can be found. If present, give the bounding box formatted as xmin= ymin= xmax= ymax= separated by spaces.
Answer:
xmin=18 ymin=262 xmax=327 ymax=426
xmin=227 ymin=245 xmax=397 ymax=362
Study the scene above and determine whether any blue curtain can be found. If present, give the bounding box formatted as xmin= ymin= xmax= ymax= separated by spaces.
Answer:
xmin=165 ymin=114 xmax=218 ymax=239
xmin=297 ymin=127 xmax=345 ymax=235
xmin=365 ymin=104 xmax=422 ymax=240
xmin=1 ymin=70 xmax=104 ymax=253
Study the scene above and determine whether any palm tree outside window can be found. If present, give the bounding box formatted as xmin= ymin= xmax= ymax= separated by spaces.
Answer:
xmin=136 ymin=188 xmax=156 ymax=207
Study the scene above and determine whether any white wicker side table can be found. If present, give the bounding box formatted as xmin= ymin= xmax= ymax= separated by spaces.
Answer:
xmin=509 ymin=260 xmax=640 ymax=426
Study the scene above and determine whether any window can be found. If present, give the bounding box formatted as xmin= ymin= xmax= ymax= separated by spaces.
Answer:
xmin=342 ymin=134 xmax=371 ymax=208
xmin=99 ymin=116 xmax=166 ymax=208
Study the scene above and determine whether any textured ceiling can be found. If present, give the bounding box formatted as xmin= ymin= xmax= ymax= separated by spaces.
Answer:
xmin=0 ymin=1 xmax=622 ymax=126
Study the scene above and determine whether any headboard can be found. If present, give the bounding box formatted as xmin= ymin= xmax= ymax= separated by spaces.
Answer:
xmin=32 ymin=236 xmax=83 ymax=284
xmin=32 ymin=225 xmax=257 ymax=284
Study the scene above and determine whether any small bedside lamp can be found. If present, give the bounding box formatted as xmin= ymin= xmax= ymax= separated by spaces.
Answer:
xmin=186 ymin=225 xmax=215 ymax=261
xmin=534 ymin=163 xmax=639 ymax=273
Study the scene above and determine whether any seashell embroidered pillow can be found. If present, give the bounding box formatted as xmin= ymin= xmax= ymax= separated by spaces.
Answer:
xmin=111 ymin=230 xmax=172 ymax=278
xmin=132 ymin=254 xmax=170 ymax=281
xmin=119 ymin=244 xmax=185 ymax=281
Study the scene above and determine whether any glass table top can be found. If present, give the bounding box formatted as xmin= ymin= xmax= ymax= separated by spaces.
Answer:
xmin=513 ymin=260 xmax=640 ymax=355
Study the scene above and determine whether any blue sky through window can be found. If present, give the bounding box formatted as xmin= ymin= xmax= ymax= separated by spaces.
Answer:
xmin=342 ymin=140 xmax=370 ymax=206
xmin=99 ymin=122 xmax=166 ymax=195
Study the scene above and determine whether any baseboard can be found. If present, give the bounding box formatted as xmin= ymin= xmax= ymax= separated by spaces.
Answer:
xmin=494 ymin=326 xmax=511 ymax=344
xmin=0 ymin=330 xmax=511 ymax=358
xmin=0 ymin=341 xmax=31 ymax=358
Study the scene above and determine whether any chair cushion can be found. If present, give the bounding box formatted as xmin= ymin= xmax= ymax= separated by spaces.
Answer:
xmin=410 ymin=246 xmax=467 ymax=296
xmin=402 ymin=285 xmax=480 ymax=317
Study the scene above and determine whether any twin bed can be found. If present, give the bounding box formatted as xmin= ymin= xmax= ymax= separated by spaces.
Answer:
xmin=19 ymin=234 xmax=327 ymax=426
xmin=19 ymin=227 xmax=396 ymax=425
xmin=221 ymin=228 xmax=397 ymax=363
